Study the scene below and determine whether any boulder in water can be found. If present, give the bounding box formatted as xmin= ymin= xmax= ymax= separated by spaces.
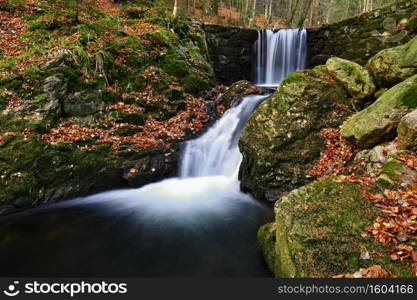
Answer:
xmin=215 ymin=80 xmax=263 ymax=111
xmin=239 ymin=66 xmax=351 ymax=201
xmin=326 ymin=57 xmax=376 ymax=100
xmin=341 ymin=74 xmax=417 ymax=149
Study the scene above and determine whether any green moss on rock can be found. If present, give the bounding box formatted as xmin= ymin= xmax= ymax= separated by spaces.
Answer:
xmin=218 ymin=80 xmax=254 ymax=109
xmin=239 ymin=67 xmax=351 ymax=201
xmin=258 ymin=177 xmax=415 ymax=278
xmin=326 ymin=57 xmax=376 ymax=100
xmin=183 ymin=74 xmax=213 ymax=95
xmin=400 ymin=35 xmax=417 ymax=68
xmin=341 ymin=74 xmax=417 ymax=149
xmin=398 ymin=109 xmax=417 ymax=152
xmin=0 ymin=134 xmax=122 ymax=213
xmin=368 ymin=36 xmax=417 ymax=88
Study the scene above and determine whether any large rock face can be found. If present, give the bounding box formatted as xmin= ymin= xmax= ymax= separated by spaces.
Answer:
xmin=398 ymin=109 xmax=417 ymax=152
xmin=204 ymin=24 xmax=258 ymax=85
xmin=308 ymin=1 xmax=417 ymax=67
xmin=258 ymin=177 xmax=414 ymax=278
xmin=326 ymin=57 xmax=376 ymax=100
xmin=239 ymin=67 xmax=351 ymax=201
xmin=340 ymin=74 xmax=417 ymax=149
xmin=368 ymin=37 xmax=417 ymax=88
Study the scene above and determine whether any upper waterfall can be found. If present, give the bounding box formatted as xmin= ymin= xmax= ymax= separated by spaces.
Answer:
xmin=254 ymin=29 xmax=307 ymax=86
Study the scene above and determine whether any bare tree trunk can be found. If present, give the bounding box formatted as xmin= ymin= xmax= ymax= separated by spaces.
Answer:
xmin=288 ymin=0 xmax=301 ymax=26
xmin=173 ymin=0 xmax=179 ymax=17
xmin=297 ymin=0 xmax=313 ymax=27
xmin=75 ymin=0 xmax=80 ymax=23
xmin=248 ymin=0 xmax=257 ymax=28
xmin=308 ymin=0 xmax=314 ymax=27
xmin=203 ymin=0 xmax=210 ymax=16
xmin=267 ymin=0 xmax=273 ymax=25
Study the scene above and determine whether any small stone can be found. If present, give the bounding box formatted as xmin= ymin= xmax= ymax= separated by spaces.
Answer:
xmin=353 ymin=271 xmax=363 ymax=278
xmin=360 ymin=251 xmax=371 ymax=260
xmin=397 ymin=233 xmax=408 ymax=242
xmin=391 ymin=254 xmax=399 ymax=261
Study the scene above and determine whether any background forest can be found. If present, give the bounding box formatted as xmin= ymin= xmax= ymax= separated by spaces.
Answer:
xmin=170 ymin=0 xmax=405 ymax=28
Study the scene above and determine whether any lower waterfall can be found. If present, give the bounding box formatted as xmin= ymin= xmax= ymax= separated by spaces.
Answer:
xmin=0 ymin=95 xmax=273 ymax=277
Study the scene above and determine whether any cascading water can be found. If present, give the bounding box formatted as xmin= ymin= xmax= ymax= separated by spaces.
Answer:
xmin=0 ymin=94 xmax=273 ymax=277
xmin=254 ymin=28 xmax=307 ymax=86
xmin=0 ymin=27 xmax=308 ymax=278
xmin=180 ymin=95 xmax=267 ymax=178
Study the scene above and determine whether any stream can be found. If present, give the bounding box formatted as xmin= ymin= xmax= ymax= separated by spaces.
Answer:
xmin=0 ymin=29 xmax=307 ymax=277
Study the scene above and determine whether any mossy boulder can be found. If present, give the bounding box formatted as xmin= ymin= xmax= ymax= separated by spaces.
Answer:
xmin=368 ymin=36 xmax=417 ymax=88
xmin=258 ymin=177 xmax=415 ymax=278
xmin=0 ymin=133 xmax=179 ymax=215
xmin=399 ymin=35 xmax=417 ymax=69
xmin=398 ymin=109 xmax=417 ymax=152
xmin=239 ymin=67 xmax=351 ymax=201
xmin=326 ymin=57 xmax=375 ymax=100
xmin=341 ymin=74 xmax=417 ymax=149
xmin=0 ymin=135 xmax=121 ymax=214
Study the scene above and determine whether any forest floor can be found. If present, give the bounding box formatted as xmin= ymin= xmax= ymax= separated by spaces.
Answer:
xmin=311 ymin=129 xmax=417 ymax=277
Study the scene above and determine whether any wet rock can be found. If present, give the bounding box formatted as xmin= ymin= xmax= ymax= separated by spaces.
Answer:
xmin=216 ymin=80 xmax=261 ymax=110
xmin=204 ymin=24 xmax=257 ymax=85
xmin=239 ymin=67 xmax=351 ymax=201
xmin=120 ymin=146 xmax=178 ymax=188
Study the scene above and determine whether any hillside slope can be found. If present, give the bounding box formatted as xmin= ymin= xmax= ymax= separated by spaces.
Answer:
xmin=0 ymin=0 xmax=216 ymax=214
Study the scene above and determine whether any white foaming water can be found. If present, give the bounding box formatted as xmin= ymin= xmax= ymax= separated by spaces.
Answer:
xmin=180 ymin=94 xmax=268 ymax=178
xmin=255 ymin=29 xmax=307 ymax=86
xmin=66 ymin=94 xmax=271 ymax=218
